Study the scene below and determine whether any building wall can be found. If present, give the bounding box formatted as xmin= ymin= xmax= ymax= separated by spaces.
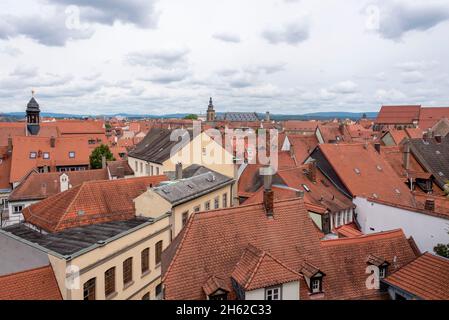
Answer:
xmin=6 ymin=199 xmax=36 ymax=226
xmin=245 ymin=282 xmax=300 ymax=300
xmin=128 ymin=157 xmax=163 ymax=178
xmin=50 ymin=217 xmax=171 ymax=300
xmin=381 ymin=133 xmax=396 ymax=146
xmin=135 ymin=184 xmax=232 ymax=239
xmin=354 ymin=197 xmax=449 ymax=253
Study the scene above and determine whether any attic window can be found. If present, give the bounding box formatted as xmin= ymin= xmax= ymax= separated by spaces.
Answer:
xmin=354 ymin=168 xmax=361 ymax=175
xmin=302 ymin=184 xmax=311 ymax=192
xmin=376 ymin=165 xmax=382 ymax=171
xmin=69 ymin=151 xmax=76 ymax=159
xmin=30 ymin=152 xmax=37 ymax=159
xmin=394 ymin=188 xmax=401 ymax=195
xmin=43 ymin=152 xmax=50 ymax=160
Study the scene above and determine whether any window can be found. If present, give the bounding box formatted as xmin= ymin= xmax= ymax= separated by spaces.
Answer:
xmin=311 ymin=279 xmax=321 ymax=293
xmin=140 ymin=163 xmax=143 ymax=173
xmin=43 ymin=152 xmax=50 ymax=159
xmin=83 ymin=278 xmax=96 ymax=300
xmin=123 ymin=257 xmax=133 ymax=286
xmin=104 ymin=267 xmax=116 ymax=297
xmin=202 ymin=147 xmax=207 ymax=156
xmin=135 ymin=161 xmax=138 ymax=171
xmin=379 ymin=267 xmax=387 ymax=279
xmin=142 ymin=292 xmax=150 ymax=300
xmin=209 ymin=293 xmax=227 ymax=300
xmin=155 ymin=284 xmax=162 ymax=297
xmin=88 ymin=139 xmax=96 ymax=145
xmin=155 ymin=241 xmax=163 ymax=265
xmin=182 ymin=211 xmax=189 ymax=227
xmin=204 ymin=201 xmax=210 ymax=211
xmin=141 ymin=248 xmax=150 ymax=274
xmin=69 ymin=151 xmax=75 ymax=159
xmin=29 ymin=152 xmax=37 ymax=159
xmin=222 ymin=193 xmax=228 ymax=208
xmin=156 ymin=167 xmax=160 ymax=175
xmin=214 ymin=197 xmax=219 ymax=209
xmin=265 ymin=287 xmax=281 ymax=300
xmin=13 ymin=205 xmax=23 ymax=214
xmin=150 ymin=165 xmax=153 ymax=176
xmin=194 ymin=206 xmax=200 ymax=213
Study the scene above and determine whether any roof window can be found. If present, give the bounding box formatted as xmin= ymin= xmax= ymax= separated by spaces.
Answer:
xmin=302 ymin=184 xmax=311 ymax=192
xmin=376 ymin=165 xmax=382 ymax=171
xmin=354 ymin=168 xmax=361 ymax=175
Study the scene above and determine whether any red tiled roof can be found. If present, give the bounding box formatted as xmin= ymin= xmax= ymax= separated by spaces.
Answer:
xmin=285 ymin=134 xmax=319 ymax=164
xmin=418 ymin=107 xmax=449 ymax=130
xmin=202 ymin=276 xmax=230 ymax=296
xmin=383 ymin=253 xmax=449 ymax=300
xmin=386 ymin=130 xmax=409 ymax=145
xmin=231 ymin=244 xmax=301 ymax=291
xmin=0 ymin=146 xmax=12 ymax=190
xmin=317 ymin=124 xmax=352 ymax=143
xmin=107 ymin=160 xmax=134 ymax=177
xmin=0 ymin=265 xmax=62 ymax=300
xmin=162 ymin=198 xmax=417 ymax=300
xmin=9 ymin=169 xmax=109 ymax=201
xmin=9 ymin=136 xmax=102 ymax=183
xmin=376 ymin=105 xmax=421 ymax=125
xmin=22 ymin=175 xmax=167 ymax=232
xmin=42 ymin=120 xmax=105 ymax=135
xmin=283 ymin=120 xmax=319 ymax=132
xmin=335 ymin=223 xmax=363 ymax=238
xmin=319 ymin=143 xmax=415 ymax=207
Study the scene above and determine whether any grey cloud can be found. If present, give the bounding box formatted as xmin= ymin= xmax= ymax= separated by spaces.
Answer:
xmin=47 ymin=0 xmax=159 ymax=28
xmin=139 ymin=69 xmax=191 ymax=84
xmin=329 ymin=81 xmax=358 ymax=94
xmin=126 ymin=48 xmax=189 ymax=68
xmin=10 ymin=66 xmax=38 ymax=78
xmin=0 ymin=14 xmax=94 ymax=46
xmin=377 ymin=2 xmax=449 ymax=40
xmin=262 ymin=20 xmax=310 ymax=45
xmin=401 ymin=71 xmax=425 ymax=83
xmin=212 ymin=32 xmax=241 ymax=43
xmin=0 ymin=46 xmax=22 ymax=56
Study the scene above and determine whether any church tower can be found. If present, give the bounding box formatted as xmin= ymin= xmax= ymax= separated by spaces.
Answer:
xmin=206 ymin=97 xmax=216 ymax=122
xmin=26 ymin=92 xmax=41 ymax=135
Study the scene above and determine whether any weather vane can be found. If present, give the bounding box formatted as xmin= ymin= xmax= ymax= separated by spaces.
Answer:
xmin=31 ymin=89 xmax=35 ymax=97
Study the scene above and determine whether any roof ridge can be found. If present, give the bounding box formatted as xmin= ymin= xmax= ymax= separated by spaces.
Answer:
xmin=55 ymin=183 xmax=84 ymax=231
xmin=321 ymin=229 xmax=405 ymax=246
xmin=243 ymin=249 xmax=266 ymax=290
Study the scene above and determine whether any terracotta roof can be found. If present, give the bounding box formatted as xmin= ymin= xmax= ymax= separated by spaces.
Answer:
xmin=203 ymin=276 xmax=230 ymax=296
xmin=9 ymin=169 xmax=109 ymax=201
xmin=42 ymin=120 xmax=105 ymax=135
xmin=317 ymin=124 xmax=352 ymax=143
xmin=231 ymin=244 xmax=301 ymax=291
xmin=283 ymin=121 xmax=319 ymax=132
xmin=107 ymin=160 xmax=134 ymax=177
xmin=0 ymin=265 xmax=62 ymax=300
xmin=285 ymin=134 xmax=319 ymax=164
xmin=386 ymin=130 xmax=409 ymax=145
xmin=418 ymin=107 xmax=449 ymax=130
xmin=0 ymin=146 xmax=12 ymax=190
xmin=405 ymin=127 xmax=424 ymax=139
xmin=162 ymin=198 xmax=417 ymax=300
xmin=9 ymin=136 xmax=101 ymax=183
xmin=22 ymin=175 xmax=167 ymax=232
xmin=317 ymin=143 xmax=415 ymax=207
xmin=376 ymin=105 xmax=421 ymax=125
xmin=383 ymin=253 xmax=449 ymax=300
xmin=335 ymin=223 xmax=363 ymax=238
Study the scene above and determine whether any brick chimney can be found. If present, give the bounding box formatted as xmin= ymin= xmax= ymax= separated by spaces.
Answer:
xmin=263 ymin=169 xmax=274 ymax=217
xmin=101 ymin=155 xmax=107 ymax=169
xmin=374 ymin=143 xmax=381 ymax=154
xmin=50 ymin=136 xmax=56 ymax=148
xmin=7 ymin=135 xmax=12 ymax=154
xmin=403 ymin=142 xmax=410 ymax=170
xmin=425 ymin=199 xmax=435 ymax=211
xmin=307 ymin=160 xmax=317 ymax=183
xmin=175 ymin=162 xmax=183 ymax=180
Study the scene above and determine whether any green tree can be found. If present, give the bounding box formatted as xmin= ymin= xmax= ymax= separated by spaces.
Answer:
xmin=184 ymin=114 xmax=198 ymax=120
xmin=434 ymin=230 xmax=449 ymax=258
xmin=90 ymin=144 xmax=115 ymax=169
xmin=105 ymin=123 xmax=112 ymax=130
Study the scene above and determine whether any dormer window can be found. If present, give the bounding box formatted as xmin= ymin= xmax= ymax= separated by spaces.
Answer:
xmin=311 ymin=279 xmax=321 ymax=293
xmin=30 ymin=152 xmax=37 ymax=159
xmin=301 ymin=262 xmax=325 ymax=295
xmin=367 ymin=254 xmax=390 ymax=279
xmin=265 ymin=286 xmax=281 ymax=300
xmin=43 ymin=152 xmax=50 ymax=160
xmin=69 ymin=151 xmax=76 ymax=159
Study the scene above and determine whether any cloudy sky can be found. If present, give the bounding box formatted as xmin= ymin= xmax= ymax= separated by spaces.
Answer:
xmin=1 ymin=0 xmax=449 ymax=115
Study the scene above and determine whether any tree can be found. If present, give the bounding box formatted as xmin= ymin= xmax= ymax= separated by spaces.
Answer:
xmin=184 ymin=114 xmax=198 ymax=120
xmin=90 ymin=144 xmax=115 ymax=169
xmin=435 ymin=230 xmax=449 ymax=258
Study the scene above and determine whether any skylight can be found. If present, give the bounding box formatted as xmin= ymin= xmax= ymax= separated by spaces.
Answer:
xmin=376 ymin=165 xmax=382 ymax=171
xmin=302 ymin=184 xmax=311 ymax=192
xmin=354 ymin=168 xmax=361 ymax=175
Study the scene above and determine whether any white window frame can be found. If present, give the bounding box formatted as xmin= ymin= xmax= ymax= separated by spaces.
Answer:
xmin=43 ymin=152 xmax=50 ymax=160
xmin=30 ymin=152 xmax=37 ymax=159
xmin=311 ymin=279 xmax=321 ymax=293
xmin=13 ymin=205 xmax=23 ymax=214
xmin=69 ymin=151 xmax=76 ymax=159
xmin=379 ymin=267 xmax=386 ymax=279
xmin=265 ymin=286 xmax=281 ymax=300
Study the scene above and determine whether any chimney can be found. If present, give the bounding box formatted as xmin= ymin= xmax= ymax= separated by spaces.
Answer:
xmin=60 ymin=174 xmax=69 ymax=192
xmin=263 ymin=169 xmax=274 ymax=217
xmin=423 ymin=132 xmax=429 ymax=142
xmin=374 ymin=143 xmax=381 ymax=154
xmin=175 ymin=162 xmax=183 ymax=180
xmin=102 ymin=155 xmax=107 ymax=169
xmin=435 ymin=135 xmax=442 ymax=144
xmin=308 ymin=160 xmax=317 ymax=183
xmin=425 ymin=199 xmax=435 ymax=212
xmin=339 ymin=123 xmax=345 ymax=135
xmin=50 ymin=136 xmax=55 ymax=148
xmin=403 ymin=142 xmax=410 ymax=170
xmin=7 ymin=135 xmax=12 ymax=153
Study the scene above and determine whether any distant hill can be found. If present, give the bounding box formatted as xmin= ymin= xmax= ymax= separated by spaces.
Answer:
xmin=1 ymin=111 xmax=378 ymax=121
